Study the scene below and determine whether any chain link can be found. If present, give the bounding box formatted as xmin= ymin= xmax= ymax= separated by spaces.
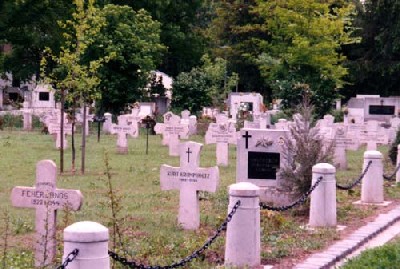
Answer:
xmin=55 ymin=249 xmax=79 ymax=269
xmin=383 ymin=162 xmax=400 ymax=181
xmin=336 ymin=160 xmax=372 ymax=190
xmin=259 ymin=176 xmax=324 ymax=212
xmin=109 ymin=200 xmax=241 ymax=268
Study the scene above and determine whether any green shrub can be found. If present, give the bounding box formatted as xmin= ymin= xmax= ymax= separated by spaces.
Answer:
xmin=278 ymin=95 xmax=334 ymax=198
xmin=0 ymin=115 xmax=23 ymax=129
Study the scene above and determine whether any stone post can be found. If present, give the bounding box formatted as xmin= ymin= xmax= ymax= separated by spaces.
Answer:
xmin=361 ymin=151 xmax=384 ymax=203
xmin=397 ymin=145 xmax=400 ymax=183
xmin=23 ymin=110 xmax=32 ymax=131
xmin=309 ymin=163 xmax=337 ymax=227
xmin=63 ymin=221 xmax=110 ymax=269
xmin=103 ymin=113 xmax=112 ymax=134
xmin=225 ymin=182 xmax=260 ymax=268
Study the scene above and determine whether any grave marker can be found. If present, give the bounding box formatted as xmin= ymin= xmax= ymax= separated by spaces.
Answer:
xmin=160 ymin=141 xmax=219 ymax=229
xmin=48 ymin=118 xmax=72 ymax=149
xmin=154 ymin=112 xmax=189 ymax=156
xmin=111 ymin=116 xmax=138 ymax=154
xmin=11 ymin=160 xmax=83 ymax=267
xmin=237 ymin=128 xmax=289 ymax=187
xmin=205 ymin=114 xmax=237 ymax=166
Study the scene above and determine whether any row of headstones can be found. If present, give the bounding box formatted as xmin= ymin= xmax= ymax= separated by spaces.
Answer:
xmin=15 ymin=144 xmax=399 ymax=268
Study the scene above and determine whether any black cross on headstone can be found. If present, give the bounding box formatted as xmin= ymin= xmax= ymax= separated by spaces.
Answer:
xmin=186 ymin=147 xmax=193 ymax=163
xmin=242 ymin=131 xmax=252 ymax=149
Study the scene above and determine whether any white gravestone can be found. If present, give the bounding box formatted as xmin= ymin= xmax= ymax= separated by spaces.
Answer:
xmin=111 ymin=116 xmax=138 ymax=154
xmin=205 ymin=114 xmax=237 ymax=166
xmin=160 ymin=141 xmax=219 ymax=230
xmin=236 ymin=128 xmax=289 ymax=187
xmin=274 ymin=119 xmax=289 ymax=130
xmin=48 ymin=118 xmax=73 ymax=149
xmin=11 ymin=160 xmax=83 ymax=267
xmin=333 ymin=126 xmax=351 ymax=169
xmin=181 ymin=110 xmax=197 ymax=135
xmin=154 ymin=112 xmax=189 ymax=156
xmin=119 ymin=108 xmax=140 ymax=138
xmin=103 ymin=112 xmax=113 ymax=134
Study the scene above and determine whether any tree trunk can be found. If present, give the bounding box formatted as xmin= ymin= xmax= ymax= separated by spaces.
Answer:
xmin=60 ymin=88 xmax=65 ymax=174
xmin=81 ymin=104 xmax=87 ymax=174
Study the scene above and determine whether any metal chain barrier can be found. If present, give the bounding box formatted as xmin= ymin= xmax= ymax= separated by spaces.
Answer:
xmin=336 ymin=160 xmax=372 ymax=190
xmin=383 ymin=162 xmax=400 ymax=181
xmin=55 ymin=249 xmax=79 ymax=269
xmin=109 ymin=200 xmax=241 ymax=269
xmin=259 ymin=176 xmax=324 ymax=211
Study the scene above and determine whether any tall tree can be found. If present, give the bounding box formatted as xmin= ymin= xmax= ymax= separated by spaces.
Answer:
xmin=42 ymin=0 xmax=105 ymax=174
xmin=253 ymin=0 xmax=358 ymax=117
xmin=342 ymin=0 xmax=400 ymax=99
xmin=85 ymin=5 xmax=165 ymax=115
xmin=0 ymin=0 xmax=73 ymax=81
xmin=207 ymin=0 xmax=270 ymax=96
xmin=104 ymin=0 xmax=207 ymax=77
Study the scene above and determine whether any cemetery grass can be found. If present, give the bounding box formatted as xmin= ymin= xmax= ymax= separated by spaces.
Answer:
xmin=1 ymin=129 xmax=400 ymax=268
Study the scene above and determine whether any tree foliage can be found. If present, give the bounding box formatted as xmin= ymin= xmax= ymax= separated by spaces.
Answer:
xmin=342 ymin=0 xmax=400 ymax=99
xmin=253 ymin=0 xmax=358 ymax=117
xmin=85 ymin=5 xmax=165 ymax=114
xmin=171 ymin=55 xmax=238 ymax=113
xmin=105 ymin=0 xmax=207 ymax=77
xmin=206 ymin=0 xmax=270 ymax=95
xmin=0 ymin=0 xmax=73 ymax=81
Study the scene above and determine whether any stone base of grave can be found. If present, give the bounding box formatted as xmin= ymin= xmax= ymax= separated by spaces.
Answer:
xmin=259 ymin=187 xmax=294 ymax=205
xmin=353 ymin=200 xmax=392 ymax=207
xmin=117 ymin=146 xmax=128 ymax=154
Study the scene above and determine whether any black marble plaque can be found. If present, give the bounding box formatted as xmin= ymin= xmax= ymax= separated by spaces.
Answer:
xmin=369 ymin=105 xmax=395 ymax=115
xmin=248 ymin=151 xmax=280 ymax=179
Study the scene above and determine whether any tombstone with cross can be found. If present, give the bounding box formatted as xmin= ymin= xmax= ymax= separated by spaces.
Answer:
xmin=154 ymin=112 xmax=189 ymax=156
xmin=76 ymin=106 xmax=94 ymax=136
xmin=237 ymin=128 xmax=289 ymax=187
xmin=110 ymin=116 xmax=138 ymax=154
xmin=205 ymin=113 xmax=237 ymax=166
xmin=47 ymin=113 xmax=72 ymax=149
xmin=160 ymin=141 xmax=219 ymax=229
xmin=11 ymin=160 xmax=83 ymax=267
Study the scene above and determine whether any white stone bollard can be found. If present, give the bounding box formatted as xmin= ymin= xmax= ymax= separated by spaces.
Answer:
xmin=225 ymin=182 xmax=260 ymax=268
xmin=396 ymin=145 xmax=400 ymax=184
xmin=103 ymin=113 xmax=113 ymax=134
xmin=361 ymin=151 xmax=384 ymax=203
xmin=63 ymin=221 xmax=110 ymax=269
xmin=309 ymin=163 xmax=337 ymax=227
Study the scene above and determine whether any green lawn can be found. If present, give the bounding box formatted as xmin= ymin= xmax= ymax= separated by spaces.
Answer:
xmin=0 ymin=127 xmax=399 ymax=268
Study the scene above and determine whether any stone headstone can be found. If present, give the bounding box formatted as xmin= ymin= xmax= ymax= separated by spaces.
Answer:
xmin=205 ymin=114 xmax=237 ymax=166
xmin=333 ymin=125 xmax=350 ymax=169
xmin=189 ymin=115 xmax=197 ymax=135
xmin=181 ymin=110 xmax=197 ymax=135
xmin=11 ymin=160 xmax=83 ymax=267
xmin=48 ymin=116 xmax=72 ymax=149
xmin=110 ymin=116 xmax=138 ymax=154
xmin=274 ymin=119 xmax=289 ymax=130
xmin=154 ymin=112 xmax=189 ymax=156
xmin=160 ymin=141 xmax=219 ymax=229
xmin=102 ymin=112 xmax=113 ymax=134
xmin=236 ymin=128 xmax=289 ymax=187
